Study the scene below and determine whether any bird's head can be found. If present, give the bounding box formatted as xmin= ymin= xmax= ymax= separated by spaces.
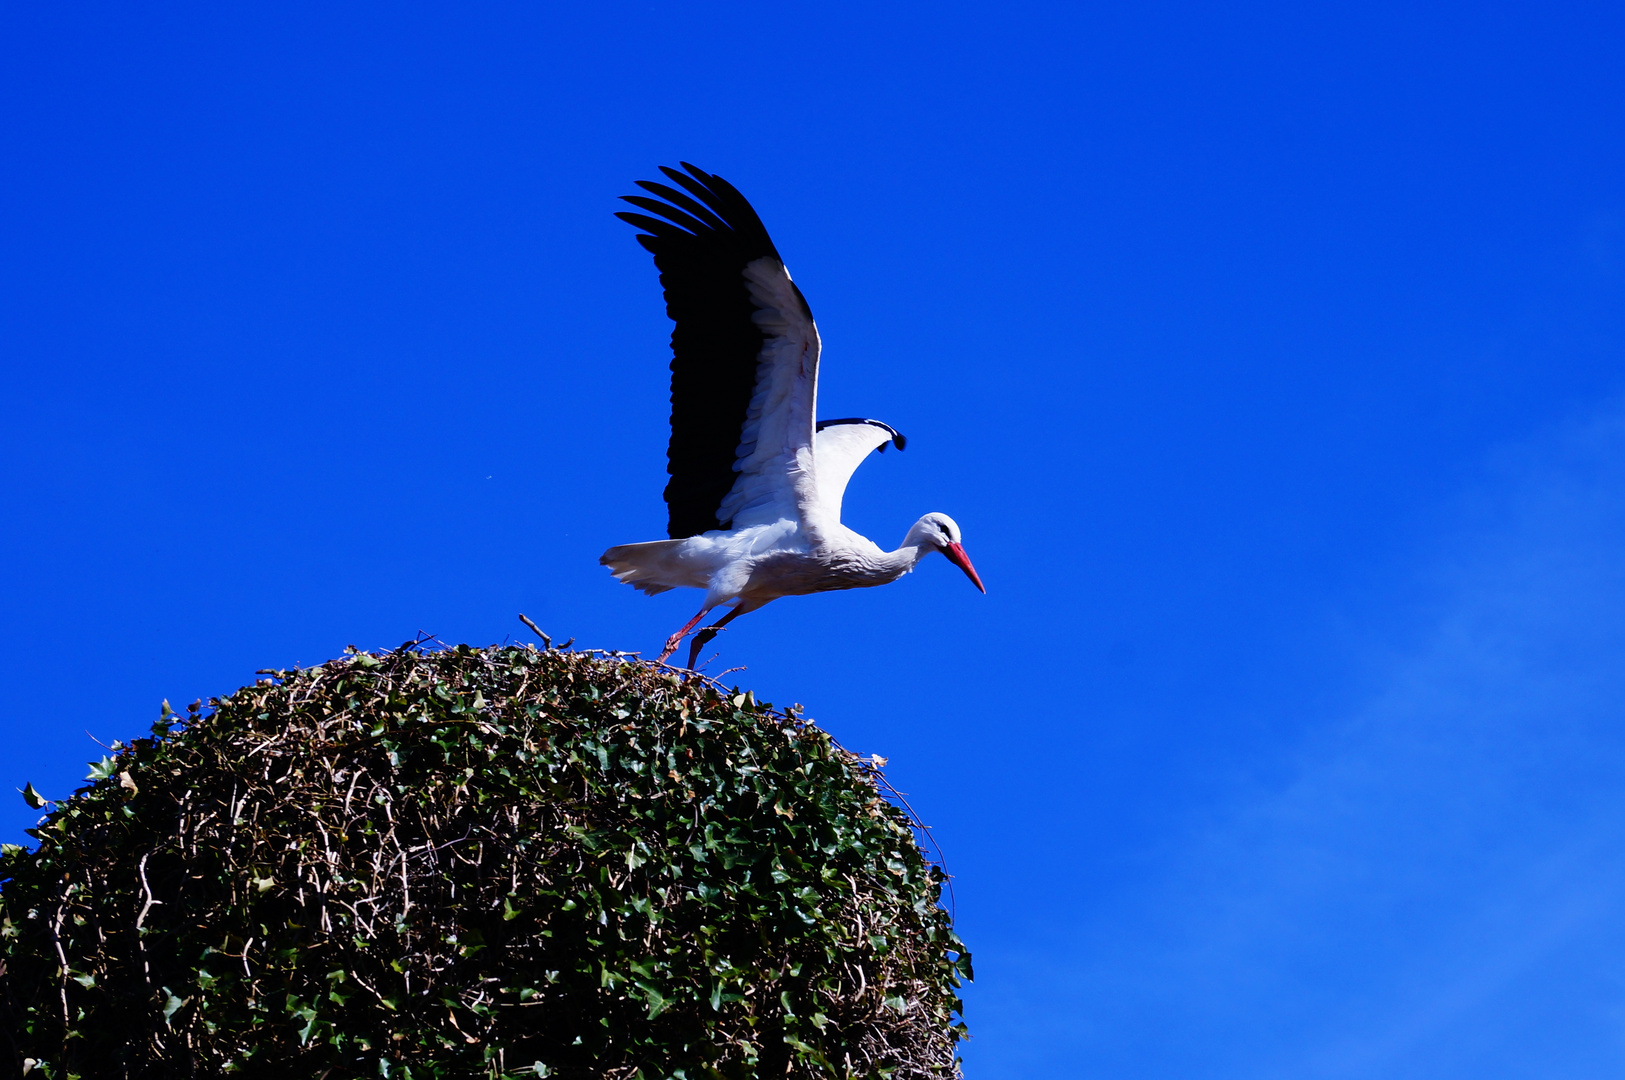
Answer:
xmin=906 ymin=512 xmax=986 ymax=594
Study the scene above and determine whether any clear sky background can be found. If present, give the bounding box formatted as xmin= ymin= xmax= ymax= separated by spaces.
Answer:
xmin=5 ymin=3 xmax=1625 ymax=1076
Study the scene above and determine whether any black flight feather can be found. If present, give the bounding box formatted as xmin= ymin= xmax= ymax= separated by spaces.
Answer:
xmin=618 ymin=196 xmax=715 ymax=237
xmin=633 ymin=180 xmax=731 ymax=232
xmin=816 ymin=417 xmax=908 ymax=452
xmin=613 ymin=211 xmax=691 ymax=240
xmin=619 ymin=164 xmax=792 ymax=539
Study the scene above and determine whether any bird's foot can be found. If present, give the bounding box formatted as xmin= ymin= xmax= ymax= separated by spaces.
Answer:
xmin=666 ymin=607 xmax=731 ymax=665
xmin=657 ymin=610 xmax=710 ymax=665
xmin=685 ymin=628 xmax=722 ymax=671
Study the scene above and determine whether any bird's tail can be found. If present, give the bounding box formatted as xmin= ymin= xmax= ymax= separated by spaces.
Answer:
xmin=599 ymin=540 xmax=687 ymax=596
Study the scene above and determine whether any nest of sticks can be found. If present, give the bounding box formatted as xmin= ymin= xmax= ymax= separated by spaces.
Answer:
xmin=0 ymin=641 xmax=969 ymax=1079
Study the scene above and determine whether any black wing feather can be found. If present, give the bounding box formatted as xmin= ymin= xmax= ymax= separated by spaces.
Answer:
xmin=619 ymin=196 xmax=716 ymax=237
xmin=620 ymin=164 xmax=790 ymax=539
xmin=614 ymin=211 xmax=692 ymax=241
xmin=658 ymin=165 xmax=726 ymax=207
xmin=634 ymin=180 xmax=731 ymax=232
xmin=816 ymin=417 xmax=908 ymax=451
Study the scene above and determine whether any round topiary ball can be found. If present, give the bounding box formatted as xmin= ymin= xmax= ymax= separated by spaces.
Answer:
xmin=0 ymin=644 xmax=969 ymax=1079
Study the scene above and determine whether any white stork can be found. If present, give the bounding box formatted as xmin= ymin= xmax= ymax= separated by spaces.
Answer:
xmin=601 ymin=163 xmax=985 ymax=670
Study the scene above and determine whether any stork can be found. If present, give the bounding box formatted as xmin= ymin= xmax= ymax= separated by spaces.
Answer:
xmin=601 ymin=163 xmax=985 ymax=670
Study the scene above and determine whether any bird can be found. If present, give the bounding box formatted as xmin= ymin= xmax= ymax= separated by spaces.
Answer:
xmin=600 ymin=163 xmax=985 ymax=670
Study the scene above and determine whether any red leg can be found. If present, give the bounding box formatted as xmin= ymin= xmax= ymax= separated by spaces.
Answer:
xmin=657 ymin=609 xmax=710 ymax=664
xmin=685 ymin=605 xmax=748 ymax=670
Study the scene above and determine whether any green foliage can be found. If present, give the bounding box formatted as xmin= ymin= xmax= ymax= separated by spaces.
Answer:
xmin=0 ymin=644 xmax=969 ymax=1079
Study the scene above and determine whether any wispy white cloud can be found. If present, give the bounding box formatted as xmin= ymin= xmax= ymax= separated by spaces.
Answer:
xmin=973 ymin=402 xmax=1625 ymax=1078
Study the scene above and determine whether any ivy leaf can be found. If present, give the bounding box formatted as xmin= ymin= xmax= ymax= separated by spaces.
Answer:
xmin=162 ymin=990 xmax=186 ymax=1025
xmin=636 ymin=980 xmax=671 ymax=1019
xmin=19 ymin=782 xmax=46 ymax=809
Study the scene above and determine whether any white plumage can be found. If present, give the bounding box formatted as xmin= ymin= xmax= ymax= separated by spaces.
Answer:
xmin=602 ymin=164 xmax=984 ymax=668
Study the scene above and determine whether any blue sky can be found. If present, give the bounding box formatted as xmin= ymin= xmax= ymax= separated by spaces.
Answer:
xmin=5 ymin=3 xmax=1624 ymax=1076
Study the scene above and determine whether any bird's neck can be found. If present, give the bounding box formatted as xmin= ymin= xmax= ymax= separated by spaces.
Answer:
xmin=806 ymin=527 xmax=927 ymax=587
xmin=872 ymin=541 xmax=927 ymax=582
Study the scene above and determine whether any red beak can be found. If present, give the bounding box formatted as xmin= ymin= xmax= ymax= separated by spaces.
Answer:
xmin=944 ymin=542 xmax=986 ymax=594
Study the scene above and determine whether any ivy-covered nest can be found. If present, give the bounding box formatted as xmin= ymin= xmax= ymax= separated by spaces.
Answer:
xmin=0 ymin=643 xmax=969 ymax=1079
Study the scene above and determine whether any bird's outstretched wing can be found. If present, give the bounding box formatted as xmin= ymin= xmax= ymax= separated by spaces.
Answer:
xmin=811 ymin=418 xmax=906 ymax=528
xmin=617 ymin=163 xmax=820 ymax=539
